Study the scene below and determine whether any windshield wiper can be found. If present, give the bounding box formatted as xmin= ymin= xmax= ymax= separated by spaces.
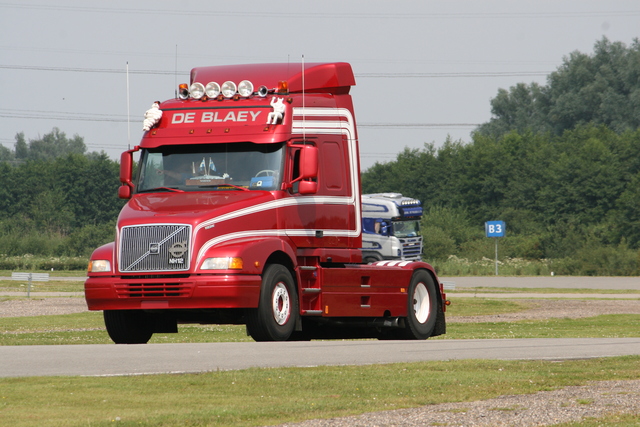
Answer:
xmin=197 ymin=184 xmax=249 ymax=191
xmin=137 ymin=187 xmax=185 ymax=193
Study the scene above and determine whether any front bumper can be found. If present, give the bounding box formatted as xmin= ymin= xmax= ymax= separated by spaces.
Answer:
xmin=84 ymin=273 xmax=262 ymax=311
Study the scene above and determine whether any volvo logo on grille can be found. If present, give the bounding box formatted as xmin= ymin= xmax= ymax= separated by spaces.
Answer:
xmin=149 ymin=243 xmax=160 ymax=254
xmin=168 ymin=241 xmax=188 ymax=264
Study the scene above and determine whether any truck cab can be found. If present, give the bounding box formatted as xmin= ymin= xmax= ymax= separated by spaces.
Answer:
xmin=361 ymin=193 xmax=423 ymax=263
xmin=85 ymin=62 xmax=446 ymax=343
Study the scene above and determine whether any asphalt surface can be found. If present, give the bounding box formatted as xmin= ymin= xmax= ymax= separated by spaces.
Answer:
xmin=2 ymin=338 xmax=640 ymax=378
xmin=440 ymin=276 xmax=640 ymax=290
xmin=1 ymin=276 xmax=639 ymax=378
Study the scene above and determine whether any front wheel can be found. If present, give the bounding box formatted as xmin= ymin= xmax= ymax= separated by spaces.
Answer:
xmin=246 ymin=264 xmax=299 ymax=342
xmin=104 ymin=310 xmax=153 ymax=344
xmin=403 ymin=270 xmax=438 ymax=340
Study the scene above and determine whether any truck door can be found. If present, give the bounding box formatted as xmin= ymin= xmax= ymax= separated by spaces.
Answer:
xmin=284 ymin=138 xmax=353 ymax=249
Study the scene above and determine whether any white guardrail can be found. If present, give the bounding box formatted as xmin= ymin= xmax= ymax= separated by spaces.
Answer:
xmin=11 ymin=272 xmax=50 ymax=297
xmin=441 ymin=281 xmax=456 ymax=291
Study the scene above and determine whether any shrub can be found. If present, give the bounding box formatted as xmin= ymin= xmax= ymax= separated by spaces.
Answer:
xmin=422 ymin=226 xmax=457 ymax=260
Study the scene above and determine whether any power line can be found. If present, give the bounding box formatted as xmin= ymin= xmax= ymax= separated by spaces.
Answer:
xmin=0 ymin=64 xmax=182 ymax=75
xmin=1 ymin=111 xmax=479 ymax=129
xmin=0 ymin=64 xmax=552 ymax=79
xmin=0 ymin=140 xmax=127 ymax=150
xmin=0 ymin=109 xmax=129 ymax=123
xmin=0 ymin=108 xmax=127 ymax=117
xmin=1 ymin=3 xmax=638 ymax=19
xmin=0 ymin=45 xmax=564 ymax=69
xmin=360 ymin=123 xmax=479 ymax=128
xmin=358 ymin=71 xmax=551 ymax=78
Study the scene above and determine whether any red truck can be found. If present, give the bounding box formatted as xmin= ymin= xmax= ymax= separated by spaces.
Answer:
xmin=84 ymin=62 xmax=447 ymax=343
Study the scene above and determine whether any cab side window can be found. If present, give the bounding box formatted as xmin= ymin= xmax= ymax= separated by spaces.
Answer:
xmin=290 ymin=148 xmax=301 ymax=193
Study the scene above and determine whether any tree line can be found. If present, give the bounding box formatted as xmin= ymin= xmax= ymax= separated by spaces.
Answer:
xmin=362 ymin=38 xmax=640 ymax=275
xmin=2 ymin=37 xmax=638 ymax=275
xmin=0 ymin=128 xmax=123 ymax=257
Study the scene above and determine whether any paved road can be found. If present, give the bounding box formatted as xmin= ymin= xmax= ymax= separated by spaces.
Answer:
xmin=2 ymin=276 xmax=638 ymax=378
xmin=1 ymin=338 xmax=640 ymax=378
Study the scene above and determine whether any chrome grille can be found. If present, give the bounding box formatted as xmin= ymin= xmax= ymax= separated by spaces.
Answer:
xmin=119 ymin=224 xmax=191 ymax=272
xmin=400 ymin=237 xmax=423 ymax=260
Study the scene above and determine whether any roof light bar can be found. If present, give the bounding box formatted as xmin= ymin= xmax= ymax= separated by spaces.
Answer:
xmin=177 ymin=80 xmax=261 ymax=100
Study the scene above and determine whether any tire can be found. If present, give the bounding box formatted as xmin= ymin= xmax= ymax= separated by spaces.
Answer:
xmin=246 ymin=264 xmax=299 ymax=342
xmin=362 ymin=252 xmax=383 ymax=264
xmin=402 ymin=270 xmax=438 ymax=340
xmin=104 ymin=310 xmax=153 ymax=344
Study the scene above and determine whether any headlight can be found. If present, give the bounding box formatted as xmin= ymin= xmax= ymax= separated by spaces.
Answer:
xmin=201 ymin=257 xmax=243 ymax=270
xmin=88 ymin=260 xmax=111 ymax=272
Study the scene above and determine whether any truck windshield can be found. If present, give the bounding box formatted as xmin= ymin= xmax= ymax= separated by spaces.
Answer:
xmin=392 ymin=220 xmax=420 ymax=238
xmin=136 ymin=142 xmax=284 ymax=192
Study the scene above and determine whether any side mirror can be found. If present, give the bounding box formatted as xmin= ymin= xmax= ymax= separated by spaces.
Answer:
xmin=299 ymin=181 xmax=318 ymax=194
xmin=381 ymin=221 xmax=390 ymax=236
xmin=299 ymin=145 xmax=318 ymax=179
xmin=118 ymin=185 xmax=132 ymax=199
xmin=119 ymin=147 xmax=139 ymax=199
xmin=286 ymin=144 xmax=318 ymax=194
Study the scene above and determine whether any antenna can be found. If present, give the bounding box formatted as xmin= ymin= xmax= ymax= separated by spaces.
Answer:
xmin=301 ymin=55 xmax=305 ymax=140
xmin=174 ymin=45 xmax=178 ymax=98
xmin=126 ymin=61 xmax=131 ymax=149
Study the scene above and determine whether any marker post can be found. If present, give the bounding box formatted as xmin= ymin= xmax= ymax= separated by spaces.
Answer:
xmin=485 ymin=221 xmax=506 ymax=275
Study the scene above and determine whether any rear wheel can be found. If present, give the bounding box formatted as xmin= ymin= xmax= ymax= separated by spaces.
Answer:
xmin=246 ymin=264 xmax=299 ymax=342
xmin=362 ymin=252 xmax=383 ymax=264
xmin=403 ymin=270 xmax=438 ymax=339
xmin=104 ymin=310 xmax=153 ymax=344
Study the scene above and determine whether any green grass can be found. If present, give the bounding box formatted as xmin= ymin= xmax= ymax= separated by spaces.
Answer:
xmin=442 ymin=314 xmax=640 ymax=339
xmin=0 ymin=297 xmax=523 ymax=345
xmin=431 ymin=256 xmax=554 ymax=276
xmin=1 ymin=356 xmax=639 ymax=426
xmin=3 ymin=311 xmax=640 ymax=345
xmin=0 ymin=312 xmax=253 ymax=345
xmin=446 ymin=297 xmax=530 ymax=316
xmin=2 ymin=291 xmax=639 ymax=425
xmin=555 ymin=414 xmax=640 ymax=426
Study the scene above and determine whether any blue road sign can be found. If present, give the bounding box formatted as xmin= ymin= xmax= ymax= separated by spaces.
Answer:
xmin=486 ymin=221 xmax=506 ymax=238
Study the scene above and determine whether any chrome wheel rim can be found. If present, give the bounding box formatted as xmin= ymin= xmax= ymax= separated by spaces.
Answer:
xmin=413 ymin=282 xmax=430 ymax=324
xmin=272 ymin=282 xmax=291 ymax=325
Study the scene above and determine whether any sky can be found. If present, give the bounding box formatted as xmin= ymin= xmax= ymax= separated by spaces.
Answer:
xmin=1 ymin=1 xmax=639 ymax=170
